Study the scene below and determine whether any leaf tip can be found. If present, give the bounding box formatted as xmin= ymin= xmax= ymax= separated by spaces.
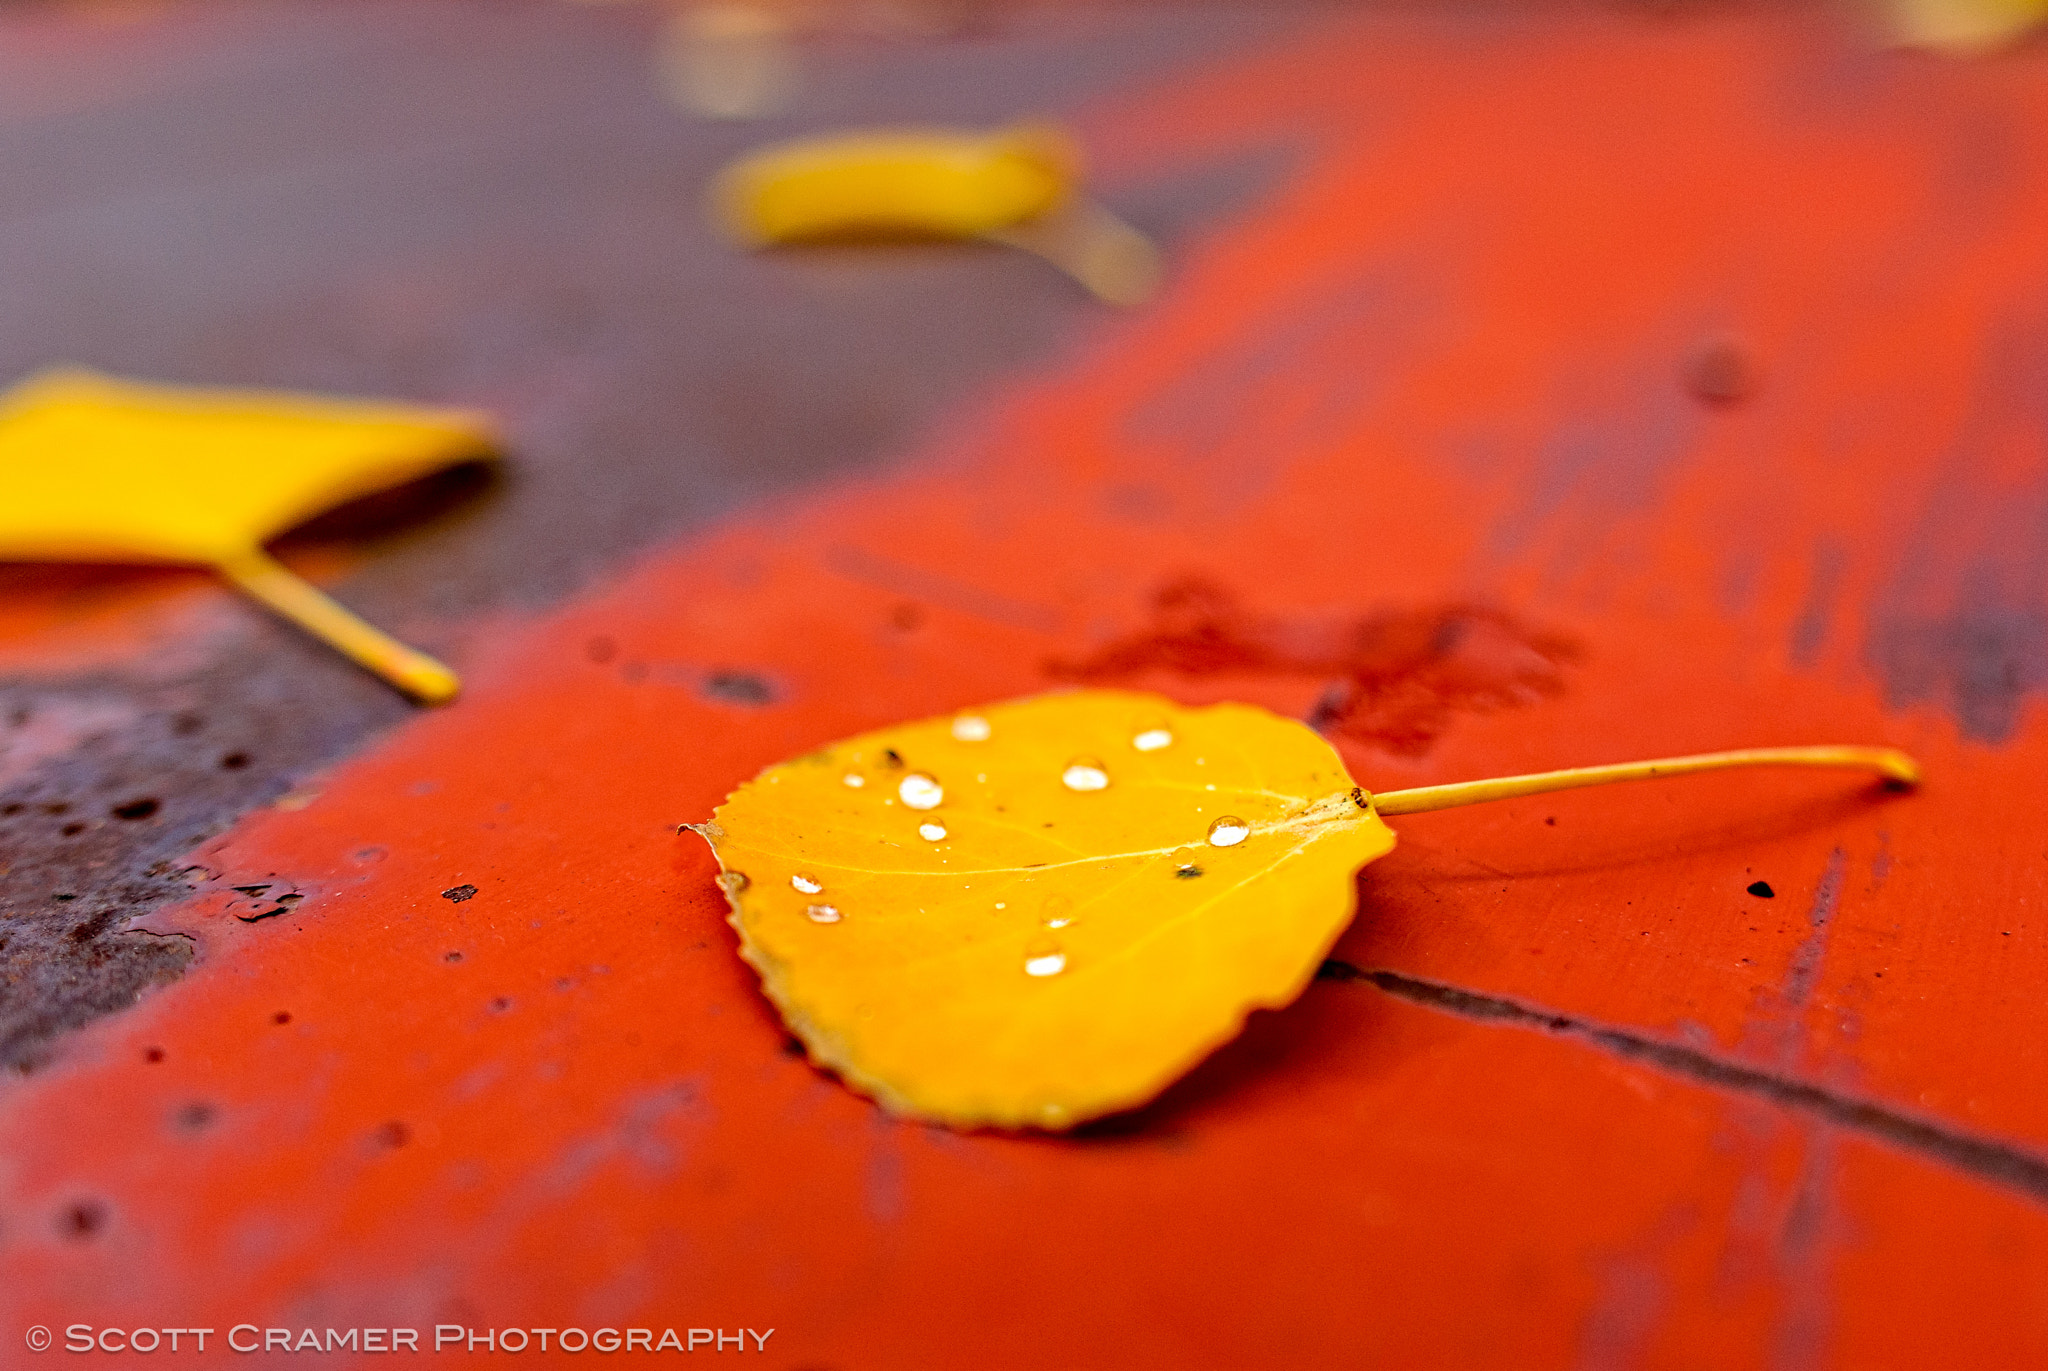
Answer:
xmin=1877 ymin=751 xmax=1922 ymax=789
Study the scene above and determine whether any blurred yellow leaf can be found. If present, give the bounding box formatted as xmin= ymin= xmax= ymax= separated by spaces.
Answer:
xmin=711 ymin=124 xmax=1163 ymax=306
xmin=1883 ymin=0 xmax=2048 ymax=50
xmin=712 ymin=124 xmax=1076 ymax=243
xmin=699 ymin=689 xmax=1393 ymax=1129
xmin=0 ymin=368 xmax=496 ymax=702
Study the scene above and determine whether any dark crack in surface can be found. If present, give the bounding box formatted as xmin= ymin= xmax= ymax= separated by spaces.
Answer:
xmin=1321 ymin=961 xmax=2048 ymax=1207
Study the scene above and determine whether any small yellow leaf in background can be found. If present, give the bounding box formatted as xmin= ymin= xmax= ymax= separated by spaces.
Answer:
xmin=712 ymin=124 xmax=1077 ymax=245
xmin=1881 ymin=0 xmax=2048 ymax=50
xmin=0 ymin=368 xmax=496 ymax=702
xmin=701 ymin=689 xmax=1393 ymax=1130
xmin=710 ymin=124 xmax=1164 ymax=306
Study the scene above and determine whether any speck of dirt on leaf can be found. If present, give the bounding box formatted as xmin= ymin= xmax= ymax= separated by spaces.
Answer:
xmin=442 ymin=884 xmax=478 ymax=903
xmin=111 ymin=797 xmax=160 ymax=821
xmin=1175 ymin=864 xmax=1204 ymax=879
xmin=1747 ymin=880 xmax=1775 ymax=898
xmin=374 ymin=1121 xmax=411 ymax=1149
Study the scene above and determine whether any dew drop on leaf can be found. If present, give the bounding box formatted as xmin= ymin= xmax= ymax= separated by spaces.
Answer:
xmin=951 ymin=715 xmax=992 ymax=742
xmin=919 ymin=821 xmax=948 ymax=841
xmin=1024 ymin=949 xmax=1067 ymax=977
xmin=1132 ymin=727 xmax=1172 ymax=752
xmin=791 ymin=873 xmax=823 ymax=894
xmin=806 ymin=903 xmax=842 ymax=924
xmin=843 ymin=773 xmax=865 ymax=788
xmin=899 ymin=773 xmax=944 ymax=810
xmin=1061 ymin=759 xmax=1110 ymax=792
xmin=1041 ymin=893 xmax=1074 ymax=929
xmin=1207 ymin=816 xmax=1250 ymax=847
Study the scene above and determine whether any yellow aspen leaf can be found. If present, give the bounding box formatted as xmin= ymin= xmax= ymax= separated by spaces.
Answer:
xmin=699 ymin=689 xmax=1393 ymax=1129
xmin=712 ymin=124 xmax=1078 ymax=244
xmin=694 ymin=688 xmax=1918 ymax=1131
xmin=710 ymin=124 xmax=1163 ymax=306
xmin=0 ymin=368 xmax=497 ymax=703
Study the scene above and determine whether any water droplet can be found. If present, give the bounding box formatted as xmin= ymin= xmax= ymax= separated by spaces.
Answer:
xmin=791 ymin=873 xmax=823 ymax=894
xmin=919 ymin=821 xmax=948 ymax=841
xmin=1024 ymin=949 xmax=1067 ymax=977
xmin=995 ymin=901 xmax=1007 ymax=910
xmin=1061 ymin=759 xmax=1109 ymax=792
xmin=1042 ymin=894 xmax=1074 ymax=929
xmin=843 ymin=773 xmax=865 ymax=788
xmin=951 ymin=715 xmax=992 ymax=742
xmin=899 ymin=772 xmax=944 ymax=810
xmin=720 ymin=871 xmax=751 ymax=894
xmin=1132 ymin=727 xmax=1172 ymax=752
xmin=805 ymin=903 xmax=841 ymax=924
xmin=1207 ymin=816 xmax=1250 ymax=847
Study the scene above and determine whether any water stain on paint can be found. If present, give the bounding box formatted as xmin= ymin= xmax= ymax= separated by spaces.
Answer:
xmin=1048 ymin=577 xmax=1578 ymax=755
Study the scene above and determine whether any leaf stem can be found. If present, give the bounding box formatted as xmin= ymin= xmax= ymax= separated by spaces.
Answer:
xmin=987 ymin=199 xmax=1163 ymax=306
xmin=215 ymin=547 xmax=460 ymax=704
xmin=1371 ymin=745 xmax=1919 ymax=816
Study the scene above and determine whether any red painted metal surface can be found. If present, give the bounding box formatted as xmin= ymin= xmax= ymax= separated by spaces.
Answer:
xmin=11 ymin=7 xmax=2048 ymax=1367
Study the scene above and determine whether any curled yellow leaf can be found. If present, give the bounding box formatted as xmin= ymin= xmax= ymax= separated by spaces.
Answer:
xmin=710 ymin=124 xmax=1077 ymax=245
xmin=698 ymin=689 xmax=1392 ymax=1130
